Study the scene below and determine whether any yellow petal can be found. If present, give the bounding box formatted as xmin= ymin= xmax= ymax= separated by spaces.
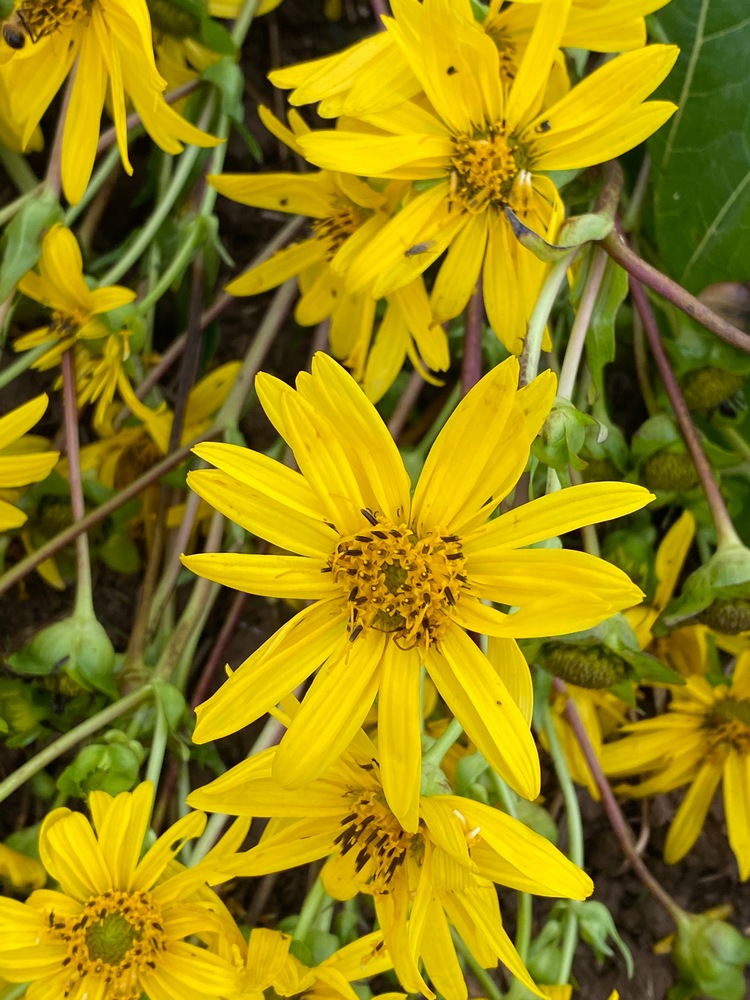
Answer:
xmin=664 ymin=762 xmax=722 ymax=864
xmin=378 ymin=640 xmax=423 ymax=833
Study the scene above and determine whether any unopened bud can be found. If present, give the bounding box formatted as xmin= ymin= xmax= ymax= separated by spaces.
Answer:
xmin=146 ymin=0 xmax=201 ymax=37
xmin=681 ymin=368 xmax=744 ymax=411
xmin=642 ymin=452 xmax=699 ymax=492
xmin=539 ymin=642 xmax=628 ymax=689
xmin=698 ymin=597 xmax=750 ymax=635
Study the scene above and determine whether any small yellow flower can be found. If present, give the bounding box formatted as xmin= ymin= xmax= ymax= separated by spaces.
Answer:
xmin=183 ymin=352 xmax=652 ymax=831
xmin=603 ymin=651 xmax=750 ymax=879
xmin=190 ymin=724 xmax=593 ymax=1000
xmin=0 ymin=781 xmax=237 ymax=1000
xmin=0 ymin=394 xmax=58 ymax=531
xmin=0 ymin=0 xmax=219 ymax=203
xmin=15 ymin=224 xmax=138 ymax=427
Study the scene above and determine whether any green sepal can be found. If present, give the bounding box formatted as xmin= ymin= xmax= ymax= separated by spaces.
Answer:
xmin=670 ymin=911 xmax=750 ymax=1000
xmin=0 ymin=189 xmax=62 ymax=302
xmin=654 ymin=541 xmax=750 ymax=635
xmin=504 ymin=202 xmax=614 ymax=263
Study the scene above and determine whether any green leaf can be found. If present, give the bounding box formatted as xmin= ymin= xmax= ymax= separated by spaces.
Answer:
xmin=584 ymin=256 xmax=629 ymax=399
xmin=650 ymin=0 xmax=750 ymax=292
xmin=0 ymin=191 xmax=61 ymax=301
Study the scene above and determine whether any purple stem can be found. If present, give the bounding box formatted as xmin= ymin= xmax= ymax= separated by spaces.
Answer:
xmin=462 ymin=276 xmax=484 ymax=396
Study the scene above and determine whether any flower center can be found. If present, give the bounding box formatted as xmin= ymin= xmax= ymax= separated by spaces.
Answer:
xmin=481 ymin=19 xmax=518 ymax=81
xmin=311 ymin=202 xmax=365 ymax=259
xmin=704 ymin=697 xmax=750 ymax=759
xmin=48 ymin=888 xmax=167 ymax=1000
xmin=450 ymin=124 xmax=531 ymax=214
xmin=335 ymin=788 xmax=418 ymax=893
xmin=327 ymin=509 xmax=467 ymax=651
xmin=8 ymin=0 xmax=90 ymax=45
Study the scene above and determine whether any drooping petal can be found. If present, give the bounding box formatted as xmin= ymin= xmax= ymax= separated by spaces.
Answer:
xmin=425 ymin=624 xmax=540 ymax=800
xmin=723 ymin=751 xmax=750 ymax=880
xmin=486 ymin=636 xmax=534 ymax=725
xmin=664 ymin=762 xmax=723 ymax=864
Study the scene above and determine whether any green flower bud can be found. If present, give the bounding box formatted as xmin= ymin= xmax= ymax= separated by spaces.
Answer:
xmin=642 ymin=451 xmax=700 ymax=493
xmin=680 ymin=367 xmax=745 ymax=411
xmin=8 ymin=610 xmax=117 ymax=698
xmin=537 ymin=615 xmax=682 ymax=691
xmin=533 ymin=396 xmax=596 ymax=472
xmin=146 ymin=0 xmax=202 ymax=37
xmin=539 ymin=640 xmax=628 ymax=688
xmin=580 ymin=456 xmax=618 ymax=482
xmin=655 ymin=541 xmax=750 ymax=636
xmin=671 ymin=912 xmax=750 ymax=1000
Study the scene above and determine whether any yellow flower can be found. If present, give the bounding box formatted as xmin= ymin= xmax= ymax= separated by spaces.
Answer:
xmin=295 ymin=0 xmax=677 ymax=352
xmin=189 ymin=725 xmax=593 ymax=1000
xmin=223 ymin=926 xmax=392 ymax=1000
xmin=0 ymin=781 xmax=238 ymax=999
xmin=14 ymin=224 xmax=139 ymax=427
xmin=210 ymin=107 xmax=448 ymax=402
xmin=602 ymin=652 xmax=750 ymax=879
xmin=183 ymin=352 xmax=651 ymax=830
xmin=0 ymin=843 xmax=46 ymax=893
xmin=270 ymin=0 xmax=667 ymax=119
xmin=0 ymin=394 xmax=58 ymax=531
xmin=0 ymin=0 xmax=219 ymax=203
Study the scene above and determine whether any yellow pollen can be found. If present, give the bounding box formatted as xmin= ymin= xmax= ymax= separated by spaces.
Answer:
xmin=327 ymin=509 xmax=467 ymax=651
xmin=335 ymin=789 xmax=417 ymax=893
xmin=703 ymin=697 xmax=750 ymax=760
xmin=450 ymin=124 xmax=531 ymax=214
xmin=47 ymin=888 xmax=167 ymax=1000
xmin=311 ymin=201 xmax=365 ymax=260
xmin=12 ymin=0 xmax=90 ymax=43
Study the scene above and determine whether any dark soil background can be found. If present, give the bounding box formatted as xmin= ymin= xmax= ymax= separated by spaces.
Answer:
xmin=0 ymin=2 xmax=749 ymax=999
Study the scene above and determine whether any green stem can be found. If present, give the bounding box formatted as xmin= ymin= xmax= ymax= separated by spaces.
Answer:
xmin=64 ymin=144 xmax=124 ymax=227
xmin=451 ymin=929 xmax=503 ymax=1000
xmin=422 ymin=717 xmax=463 ymax=768
xmin=557 ymin=247 xmax=607 ymax=402
xmin=489 ymin=772 xmax=533 ymax=964
xmin=0 ymin=183 xmax=44 ymax=228
xmin=540 ymin=700 xmax=583 ymax=984
xmin=231 ymin=0 xmax=260 ymax=45
xmin=293 ymin=876 xmax=329 ymax=942
xmin=145 ymin=697 xmax=169 ymax=792
xmin=61 ymin=350 xmax=93 ymax=617
xmin=519 ymin=251 xmax=577 ymax=387
xmin=0 ymin=146 xmax=39 ymax=193
xmin=0 ymin=342 xmax=55 ymax=391
xmin=136 ymin=221 xmax=203 ymax=316
xmin=0 ymin=687 xmax=151 ymax=805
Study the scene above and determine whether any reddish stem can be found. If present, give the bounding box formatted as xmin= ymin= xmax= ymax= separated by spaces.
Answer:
xmin=461 ymin=276 xmax=484 ymax=396
xmin=630 ymin=277 xmax=741 ymax=548
xmin=554 ymin=679 xmax=683 ymax=922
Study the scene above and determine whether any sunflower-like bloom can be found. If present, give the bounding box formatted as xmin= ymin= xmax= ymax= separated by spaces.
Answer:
xmin=0 ymin=394 xmax=59 ymax=531
xmin=189 ymin=726 xmax=593 ymax=1000
xmin=295 ymin=0 xmax=677 ymax=352
xmin=0 ymin=781 xmax=238 ymax=1000
xmin=270 ymin=0 xmax=668 ymax=119
xmin=14 ymin=224 xmax=140 ymax=428
xmin=602 ymin=652 xmax=750 ymax=879
xmin=0 ymin=0 xmax=219 ymax=204
xmin=182 ymin=352 xmax=651 ymax=830
xmin=211 ymin=107 xmax=448 ymax=401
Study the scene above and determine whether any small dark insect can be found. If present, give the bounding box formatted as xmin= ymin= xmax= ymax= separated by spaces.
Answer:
xmin=446 ymin=65 xmax=457 ymax=75
xmin=535 ymin=119 xmax=551 ymax=133
xmin=404 ymin=240 xmax=436 ymax=258
xmin=2 ymin=13 xmax=27 ymax=48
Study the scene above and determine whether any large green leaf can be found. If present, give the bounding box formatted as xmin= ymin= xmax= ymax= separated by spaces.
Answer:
xmin=649 ymin=0 xmax=750 ymax=293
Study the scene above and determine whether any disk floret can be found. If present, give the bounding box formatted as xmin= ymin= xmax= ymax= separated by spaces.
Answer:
xmin=450 ymin=125 xmax=531 ymax=213
xmin=328 ymin=509 xmax=467 ymax=650
xmin=312 ymin=201 xmax=366 ymax=259
xmin=12 ymin=0 xmax=90 ymax=43
xmin=335 ymin=787 xmax=417 ymax=893
xmin=704 ymin=695 xmax=750 ymax=759
xmin=49 ymin=889 xmax=167 ymax=1000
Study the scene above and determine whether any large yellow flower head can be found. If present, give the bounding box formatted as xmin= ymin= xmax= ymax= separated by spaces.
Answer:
xmin=295 ymin=0 xmax=677 ymax=352
xmin=0 ymin=0 xmax=219 ymax=203
xmin=0 ymin=781 xmax=238 ymax=1000
xmin=189 ymin=724 xmax=593 ymax=1000
xmin=603 ymin=651 xmax=750 ymax=880
xmin=183 ymin=352 xmax=652 ymax=831
xmin=0 ymin=394 xmax=59 ymax=531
